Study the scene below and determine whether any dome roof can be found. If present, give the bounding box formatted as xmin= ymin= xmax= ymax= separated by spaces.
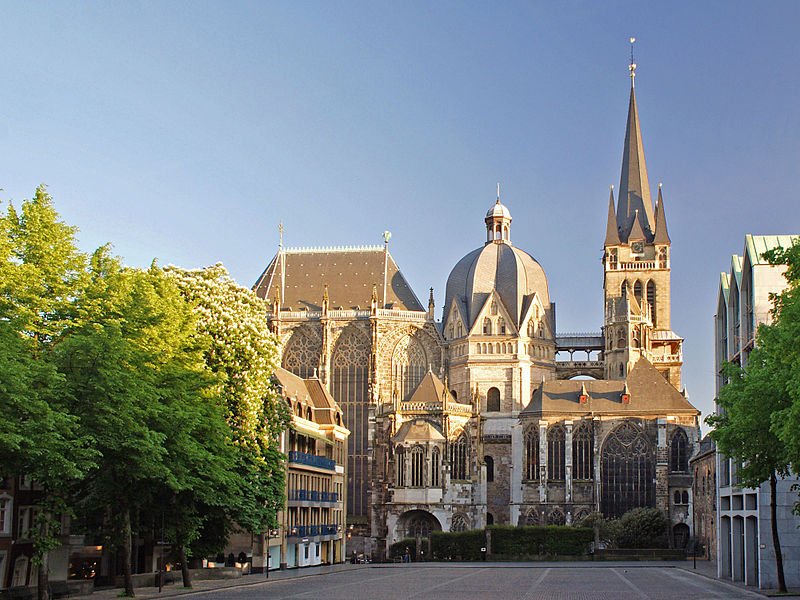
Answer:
xmin=444 ymin=241 xmax=550 ymax=330
xmin=486 ymin=200 xmax=511 ymax=220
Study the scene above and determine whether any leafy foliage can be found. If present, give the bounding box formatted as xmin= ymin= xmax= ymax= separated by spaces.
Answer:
xmin=615 ymin=508 xmax=668 ymax=549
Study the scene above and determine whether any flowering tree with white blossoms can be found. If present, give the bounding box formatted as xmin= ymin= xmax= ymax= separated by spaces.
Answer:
xmin=164 ymin=264 xmax=289 ymax=544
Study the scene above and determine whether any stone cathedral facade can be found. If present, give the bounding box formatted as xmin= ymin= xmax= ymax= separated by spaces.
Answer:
xmin=254 ymin=71 xmax=700 ymax=559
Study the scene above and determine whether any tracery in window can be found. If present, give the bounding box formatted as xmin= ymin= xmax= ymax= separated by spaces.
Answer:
xmin=670 ymin=429 xmax=689 ymax=472
xmin=451 ymin=513 xmax=469 ymax=532
xmin=524 ymin=427 xmax=539 ymax=480
xmin=525 ymin=509 xmax=539 ymax=526
xmin=547 ymin=424 xmax=566 ymax=480
xmin=450 ymin=433 xmax=470 ymax=481
xmin=601 ymin=421 xmax=655 ymax=518
xmin=431 ymin=447 xmax=441 ymax=487
xmin=392 ymin=335 xmax=427 ymax=402
xmin=410 ymin=446 xmax=425 ymax=487
xmin=572 ymin=422 xmax=594 ymax=480
xmin=396 ymin=446 xmax=406 ymax=487
xmin=282 ymin=327 xmax=322 ymax=378
xmin=549 ymin=508 xmax=565 ymax=526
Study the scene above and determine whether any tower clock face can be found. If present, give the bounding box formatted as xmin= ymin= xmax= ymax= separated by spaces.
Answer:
xmin=631 ymin=241 xmax=644 ymax=254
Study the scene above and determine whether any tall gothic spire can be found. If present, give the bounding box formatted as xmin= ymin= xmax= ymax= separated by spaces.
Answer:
xmin=605 ymin=185 xmax=621 ymax=245
xmin=653 ymin=183 xmax=671 ymax=244
xmin=617 ymin=63 xmax=655 ymax=241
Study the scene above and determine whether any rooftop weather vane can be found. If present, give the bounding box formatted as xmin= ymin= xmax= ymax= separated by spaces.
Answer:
xmin=629 ymin=37 xmax=637 ymax=86
xmin=496 ymin=182 xmax=501 ymax=202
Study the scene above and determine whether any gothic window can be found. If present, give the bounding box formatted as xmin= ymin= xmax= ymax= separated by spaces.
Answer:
xmin=457 ymin=322 xmax=463 ymax=337
xmin=431 ymin=447 xmax=441 ymax=487
xmin=483 ymin=318 xmax=492 ymax=335
xmin=487 ymin=513 xmax=494 ymax=525
xmin=451 ymin=513 xmax=469 ymax=532
xmin=682 ymin=490 xmax=689 ymax=504
xmin=572 ymin=422 xmax=594 ymax=480
xmin=609 ymin=248 xmax=618 ymax=269
xmin=410 ymin=446 xmax=425 ymax=487
xmin=450 ymin=433 xmax=470 ymax=481
xmin=547 ymin=424 xmax=566 ymax=480
xmin=282 ymin=328 xmax=322 ymax=378
xmin=632 ymin=326 xmax=641 ymax=349
xmin=498 ymin=317 xmax=506 ymax=335
xmin=396 ymin=446 xmax=406 ymax=487
xmin=486 ymin=387 xmax=501 ymax=412
xmin=404 ymin=511 xmax=439 ymax=539
xmin=331 ymin=326 xmax=371 ymax=517
xmin=525 ymin=509 xmax=539 ymax=526
xmin=670 ymin=429 xmax=689 ymax=472
xmin=621 ymin=280 xmax=628 ymax=297
xmin=658 ymin=247 xmax=668 ymax=268
xmin=485 ymin=456 xmax=494 ymax=482
xmin=646 ymin=280 xmax=656 ymax=325
xmin=601 ymin=421 xmax=655 ymax=518
xmin=574 ymin=509 xmax=590 ymax=524
xmin=392 ymin=335 xmax=427 ymax=402
xmin=634 ymin=280 xmax=643 ymax=304
xmin=549 ymin=508 xmax=565 ymax=526
xmin=617 ymin=328 xmax=626 ymax=348
xmin=524 ymin=427 xmax=539 ymax=480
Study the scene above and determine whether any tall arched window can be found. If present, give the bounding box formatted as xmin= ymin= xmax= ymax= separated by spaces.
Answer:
xmin=498 ymin=317 xmax=506 ymax=335
xmin=634 ymin=280 xmax=643 ymax=305
xmin=331 ymin=326 xmax=371 ymax=517
xmin=646 ymin=280 xmax=656 ymax=325
xmin=392 ymin=334 xmax=427 ymax=403
xmin=431 ymin=447 xmax=441 ymax=487
xmin=601 ymin=421 xmax=655 ymax=518
xmin=396 ymin=446 xmax=406 ymax=487
xmin=525 ymin=427 xmax=539 ymax=480
xmin=486 ymin=387 xmax=501 ymax=412
xmin=621 ymin=280 xmax=628 ymax=297
xmin=485 ymin=455 xmax=494 ymax=482
xmin=547 ymin=424 xmax=566 ymax=480
xmin=410 ymin=446 xmax=425 ymax=487
xmin=670 ymin=429 xmax=689 ymax=472
xmin=450 ymin=434 xmax=470 ymax=481
xmin=572 ymin=422 xmax=594 ymax=480
xmin=483 ymin=318 xmax=492 ymax=335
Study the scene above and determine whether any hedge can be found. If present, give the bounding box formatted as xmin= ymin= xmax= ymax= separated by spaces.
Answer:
xmin=489 ymin=525 xmax=594 ymax=557
xmin=430 ymin=529 xmax=485 ymax=560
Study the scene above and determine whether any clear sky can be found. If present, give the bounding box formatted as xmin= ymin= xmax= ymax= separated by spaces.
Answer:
xmin=2 ymin=1 xmax=799 ymax=423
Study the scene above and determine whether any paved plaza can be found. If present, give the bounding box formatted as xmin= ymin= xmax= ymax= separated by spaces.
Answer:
xmin=87 ymin=563 xmax=780 ymax=600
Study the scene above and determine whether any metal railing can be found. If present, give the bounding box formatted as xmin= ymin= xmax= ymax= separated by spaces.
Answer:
xmin=287 ymin=451 xmax=336 ymax=471
xmin=288 ymin=489 xmax=339 ymax=503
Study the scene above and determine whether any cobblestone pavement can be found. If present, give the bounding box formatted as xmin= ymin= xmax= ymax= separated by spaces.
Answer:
xmin=93 ymin=563 xmax=778 ymax=600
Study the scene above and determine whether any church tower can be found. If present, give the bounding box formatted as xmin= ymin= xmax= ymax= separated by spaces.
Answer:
xmin=603 ymin=57 xmax=683 ymax=389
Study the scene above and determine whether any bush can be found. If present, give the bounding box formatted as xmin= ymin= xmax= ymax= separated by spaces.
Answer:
xmin=389 ymin=538 xmax=416 ymax=561
xmin=430 ymin=529 xmax=484 ymax=560
xmin=489 ymin=525 xmax=593 ymax=557
xmin=616 ymin=508 xmax=668 ymax=549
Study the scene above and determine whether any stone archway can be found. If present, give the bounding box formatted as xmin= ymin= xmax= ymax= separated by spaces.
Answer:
xmin=397 ymin=510 xmax=442 ymax=562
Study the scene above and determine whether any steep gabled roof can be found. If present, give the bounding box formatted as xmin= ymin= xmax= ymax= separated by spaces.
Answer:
xmin=605 ymin=187 xmax=621 ymax=246
xmin=744 ymin=234 xmax=799 ymax=266
xmin=653 ymin=185 xmax=671 ymax=245
xmin=253 ymin=246 xmax=423 ymax=311
xmin=392 ymin=419 xmax=446 ymax=444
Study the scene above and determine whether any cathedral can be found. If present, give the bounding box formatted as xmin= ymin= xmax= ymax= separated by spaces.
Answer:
xmin=254 ymin=65 xmax=701 ymax=558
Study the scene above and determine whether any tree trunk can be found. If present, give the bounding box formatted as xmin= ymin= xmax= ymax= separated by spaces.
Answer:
xmin=36 ymin=516 xmax=50 ymax=600
xmin=122 ymin=506 xmax=135 ymax=597
xmin=770 ymin=471 xmax=787 ymax=593
xmin=178 ymin=545 xmax=192 ymax=588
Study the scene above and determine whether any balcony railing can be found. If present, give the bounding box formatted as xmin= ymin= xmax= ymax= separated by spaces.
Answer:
xmin=288 ymin=489 xmax=339 ymax=503
xmin=288 ymin=451 xmax=336 ymax=471
xmin=289 ymin=524 xmax=341 ymax=538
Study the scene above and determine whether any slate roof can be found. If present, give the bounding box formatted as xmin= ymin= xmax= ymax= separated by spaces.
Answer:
xmin=392 ymin=419 xmax=446 ymax=444
xmin=521 ymin=358 xmax=698 ymax=417
xmin=273 ymin=367 xmax=345 ymax=426
xmin=253 ymin=246 xmax=423 ymax=311
xmin=617 ymin=86 xmax=655 ymax=241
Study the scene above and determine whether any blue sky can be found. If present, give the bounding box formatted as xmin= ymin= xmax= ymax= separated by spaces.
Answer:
xmin=2 ymin=1 xmax=799 ymax=422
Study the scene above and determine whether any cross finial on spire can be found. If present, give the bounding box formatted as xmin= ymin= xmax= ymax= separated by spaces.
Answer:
xmin=496 ymin=182 xmax=501 ymax=204
xmin=278 ymin=222 xmax=284 ymax=249
xmin=629 ymin=37 xmax=637 ymax=87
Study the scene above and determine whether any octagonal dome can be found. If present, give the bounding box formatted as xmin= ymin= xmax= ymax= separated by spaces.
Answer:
xmin=444 ymin=241 xmax=551 ymax=331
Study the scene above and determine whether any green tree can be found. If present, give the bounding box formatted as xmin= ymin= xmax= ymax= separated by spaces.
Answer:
xmin=57 ymin=250 xmax=220 ymax=596
xmin=0 ymin=189 xmax=96 ymax=600
xmin=164 ymin=265 xmax=289 ymax=542
xmin=707 ymin=239 xmax=800 ymax=593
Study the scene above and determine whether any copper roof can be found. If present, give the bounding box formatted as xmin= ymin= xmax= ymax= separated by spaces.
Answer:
xmin=253 ymin=247 xmax=423 ymax=311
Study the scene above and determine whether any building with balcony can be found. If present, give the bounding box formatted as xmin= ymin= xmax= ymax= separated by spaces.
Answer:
xmin=714 ymin=234 xmax=800 ymax=589
xmin=226 ymin=368 xmax=348 ymax=571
